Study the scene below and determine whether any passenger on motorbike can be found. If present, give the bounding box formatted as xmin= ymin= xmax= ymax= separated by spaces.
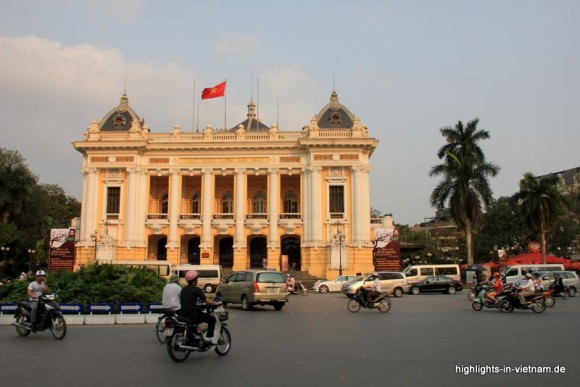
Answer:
xmin=286 ymin=274 xmax=296 ymax=292
xmin=179 ymin=270 xmax=221 ymax=344
xmin=533 ymin=273 xmax=544 ymax=292
xmin=27 ymin=270 xmax=49 ymax=331
xmin=516 ymin=273 xmax=536 ymax=305
xmin=551 ymin=273 xmax=565 ymax=295
xmin=162 ymin=274 xmax=182 ymax=312
xmin=486 ymin=272 xmax=503 ymax=303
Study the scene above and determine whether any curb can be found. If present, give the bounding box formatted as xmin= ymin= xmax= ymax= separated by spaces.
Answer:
xmin=0 ymin=314 xmax=160 ymax=326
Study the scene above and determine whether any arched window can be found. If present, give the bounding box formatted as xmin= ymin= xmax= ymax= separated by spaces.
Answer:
xmin=252 ymin=191 xmax=267 ymax=214
xmin=222 ymin=192 xmax=233 ymax=214
xmin=283 ymin=191 xmax=298 ymax=213
xmin=191 ymin=192 xmax=200 ymax=214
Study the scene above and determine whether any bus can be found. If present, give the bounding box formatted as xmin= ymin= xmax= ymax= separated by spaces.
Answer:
xmin=96 ymin=260 xmax=173 ymax=280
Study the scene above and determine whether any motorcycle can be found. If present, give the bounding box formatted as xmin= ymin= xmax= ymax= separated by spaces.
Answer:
xmin=347 ymin=287 xmax=391 ymax=313
xmin=498 ymin=288 xmax=546 ymax=314
xmin=467 ymin=283 xmax=490 ymax=301
xmin=289 ymin=281 xmax=308 ymax=296
xmin=13 ymin=292 xmax=67 ymax=340
xmin=164 ymin=303 xmax=231 ymax=362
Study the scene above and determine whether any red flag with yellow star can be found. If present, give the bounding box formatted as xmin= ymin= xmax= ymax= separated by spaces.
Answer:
xmin=201 ymin=81 xmax=226 ymax=99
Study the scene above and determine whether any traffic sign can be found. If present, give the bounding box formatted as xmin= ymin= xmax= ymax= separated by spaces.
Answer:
xmin=119 ymin=303 xmax=143 ymax=314
xmin=88 ymin=303 xmax=115 ymax=314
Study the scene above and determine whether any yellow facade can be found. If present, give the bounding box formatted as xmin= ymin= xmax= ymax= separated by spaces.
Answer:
xmin=73 ymin=92 xmax=379 ymax=279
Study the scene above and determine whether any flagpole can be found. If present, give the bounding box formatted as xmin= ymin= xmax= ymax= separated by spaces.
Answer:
xmin=257 ymin=77 xmax=260 ymax=129
xmin=223 ymin=79 xmax=227 ymax=131
xmin=192 ymin=79 xmax=196 ymax=132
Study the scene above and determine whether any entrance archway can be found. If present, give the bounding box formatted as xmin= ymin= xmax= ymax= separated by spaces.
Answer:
xmin=217 ymin=236 xmax=233 ymax=268
xmin=281 ymin=236 xmax=301 ymax=270
xmin=187 ymin=236 xmax=201 ymax=264
xmin=156 ymin=237 xmax=167 ymax=260
xmin=249 ymin=236 xmax=267 ymax=268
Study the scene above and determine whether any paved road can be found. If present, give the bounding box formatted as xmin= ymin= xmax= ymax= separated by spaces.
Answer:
xmin=0 ymin=292 xmax=578 ymax=387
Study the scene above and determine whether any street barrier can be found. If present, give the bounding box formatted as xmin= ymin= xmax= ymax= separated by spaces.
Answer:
xmin=0 ymin=303 xmax=16 ymax=315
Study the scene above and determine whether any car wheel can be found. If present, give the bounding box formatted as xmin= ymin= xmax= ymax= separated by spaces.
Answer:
xmin=411 ymin=287 xmax=420 ymax=295
xmin=241 ymin=296 xmax=252 ymax=311
xmin=273 ymin=302 xmax=284 ymax=311
xmin=472 ymin=301 xmax=483 ymax=311
xmin=393 ymin=288 xmax=403 ymax=298
xmin=319 ymin=285 xmax=329 ymax=294
xmin=568 ymin=287 xmax=576 ymax=297
xmin=448 ymin=286 xmax=457 ymax=295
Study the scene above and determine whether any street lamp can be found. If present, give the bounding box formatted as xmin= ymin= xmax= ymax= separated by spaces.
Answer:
xmin=1 ymin=246 xmax=10 ymax=279
xmin=334 ymin=222 xmax=345 ymax=276
xmin=90 ymin=231 xmax=98 ymax=261
xmin=27 ymin=249 xmax=36 ymax=272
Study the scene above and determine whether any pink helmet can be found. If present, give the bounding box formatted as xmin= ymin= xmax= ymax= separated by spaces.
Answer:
xmin=184 ymin=270 xmax=198 ymax=282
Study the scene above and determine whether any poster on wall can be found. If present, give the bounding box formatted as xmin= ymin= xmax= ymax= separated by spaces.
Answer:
xmin=373 ymin=227 xmax=401 ymax=272
xmin=48 ymin=229 xmax=76 ymax=272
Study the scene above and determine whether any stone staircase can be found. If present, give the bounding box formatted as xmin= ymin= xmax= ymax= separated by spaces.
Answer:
xmin=284 ymin=270 xmax=325 ymax=290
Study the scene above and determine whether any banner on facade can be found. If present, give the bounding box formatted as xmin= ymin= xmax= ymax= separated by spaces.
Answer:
xmin=373 ymin=227 xmax=401 ymax=272
xmin=48 ymin=229 xmax=76 ymax=272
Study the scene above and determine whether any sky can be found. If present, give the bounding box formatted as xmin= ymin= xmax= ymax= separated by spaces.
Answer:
xmin=1 ymin=0 xmax=579 ymax=226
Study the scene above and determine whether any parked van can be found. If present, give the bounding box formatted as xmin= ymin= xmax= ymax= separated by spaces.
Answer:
xmin=501 ymin=264 xmax=565 ymax=284
xmin=341 ymin=271 xmax=408 ymax=298
xmin=402 ymin=264 xmax=461 ymax=284
xmin=174 ymin=264 xmax=223 ymax=293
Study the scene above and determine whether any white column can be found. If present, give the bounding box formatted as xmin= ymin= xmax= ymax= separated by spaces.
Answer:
xmin=310 ymin=166 xmax=322 ymax=244
xmin=302 ymin=168 xmax=310 ymax=243
xmin=168 ymin=169 xmax=180 ymax=248
xmin=136 ymin=169 xmax=148 ymax=247
xmin=234 ymin=168 xmax=246 ymax=247
xmin=80 ymin=167 xmax=89 ymax=242
xmin=359 ymin=166 xmax=371 ymax=244
xmin=351 ymin=166 xmax=362 ymax=244
xmin=84 ymin=167 xmax=98 ymax=242
xmin=268 ymin=168 xmax=280 ymax=247
xmin=201 ymin=168 xmax=213 ymax=248
xmin=125 ymin=168 xmax=137 ymax=246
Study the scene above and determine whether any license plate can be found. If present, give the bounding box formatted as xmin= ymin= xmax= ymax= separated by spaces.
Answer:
xmin=164 ymin=328 xmax=174 ymax=336
xmin=267 ymin=288 xmax=278 ymax=293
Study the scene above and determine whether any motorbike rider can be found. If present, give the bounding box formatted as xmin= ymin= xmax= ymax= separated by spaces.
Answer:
xmin=162 ymin=274 xmax=182 ymax=312
xmin=551 ymin=273 xmax=565 ymax=295
xmin=179 ymin=270 xmax=221 ymax=344
xmin=27 ymin=270 xmax=49 ymax=331
xmin=286 ymin=274 xmax=296 ymax=292
xmin=486 ymin=272 xmax=503 ymax=303
xmin=516 ymin=272 xmax=536 ymax=305
xmin=366 ymin=275 xmax=382 ymax=305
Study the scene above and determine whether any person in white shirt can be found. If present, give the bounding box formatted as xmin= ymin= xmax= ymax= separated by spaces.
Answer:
xmin=366 ymin=275 xmax=382 ymax=304
xmin=516 ymin=273 xmax=536 ymax=305
xmin=27 ymin=270 xmax=49 ymax=330
xmin=162 ymin=274 xmax=182 ymax=312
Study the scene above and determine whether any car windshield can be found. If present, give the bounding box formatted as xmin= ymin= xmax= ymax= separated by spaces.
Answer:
xmin=257 ymin=272 xmax=285 ymax=283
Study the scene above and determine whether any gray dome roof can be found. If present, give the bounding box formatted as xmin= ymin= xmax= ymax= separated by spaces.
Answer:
xmin=99 ymin=93 xmax=143 ymax=132
xmin=315 ymin=91 xmax=355 ymax=129
xmin=229 ymin=99 xmax=270 ymax=132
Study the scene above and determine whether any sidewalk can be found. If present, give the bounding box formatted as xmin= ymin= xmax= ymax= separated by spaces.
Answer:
xmin=0 ymin=313 xmax=159 ymax=326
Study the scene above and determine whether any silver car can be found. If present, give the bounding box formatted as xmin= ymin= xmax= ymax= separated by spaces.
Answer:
xmin=216 ymin=270 xmax=289 ymax=311
xmin=538 ymin=271 xmax=579 ymax=296
xmin=341 ymin=272 xmax=409 ymax=298
xmin=313 ymin=275 xmax=356 ymax=294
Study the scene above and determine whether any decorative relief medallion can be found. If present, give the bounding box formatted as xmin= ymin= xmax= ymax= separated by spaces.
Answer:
xmin=112 ymin=113 xmax=126 ymax=127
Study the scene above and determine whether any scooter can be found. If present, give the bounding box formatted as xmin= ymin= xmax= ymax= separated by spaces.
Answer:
xmin=471 ymin=287 xmax=509 ymax=311
xmin=289 ymin=281 xmax=308 ymax=296
xmin=347 ymin=287 xmax=391 ymax=313
xmin=164 ymin=302 xmax=231 ymax=362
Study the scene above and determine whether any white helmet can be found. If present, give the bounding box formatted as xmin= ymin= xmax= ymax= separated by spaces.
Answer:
xmin=35 ymin=270 xmax=46 ymax=276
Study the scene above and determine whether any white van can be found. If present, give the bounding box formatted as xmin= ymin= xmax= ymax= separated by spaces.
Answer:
xmin=402 ymin=264 xmax=461 ymax=283
xmin=174 ymin=264 xmax=223 ymax=293
xmin=501 ymin=264 xmax=565 ymax=284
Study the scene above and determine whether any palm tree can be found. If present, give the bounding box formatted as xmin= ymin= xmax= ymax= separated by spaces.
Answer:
xmin=513 ymin=172 xmax=569 ymax=264
xmin=429 ymin=119 xmax=499 ymax=265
